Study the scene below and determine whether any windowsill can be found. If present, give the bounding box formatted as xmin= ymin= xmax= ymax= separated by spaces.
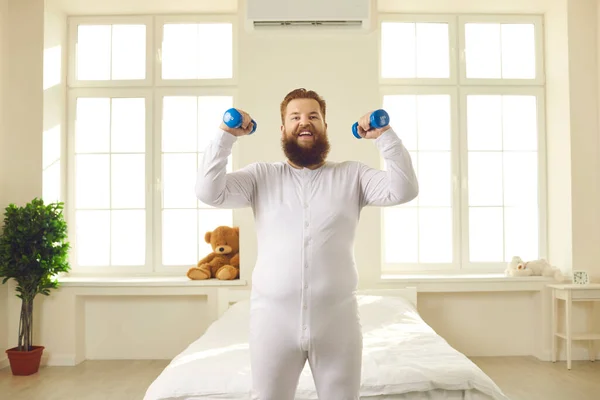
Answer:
xmin=57 ymin=275 xmax=248 ymax=287
xmin=378 ymin=273 xmax=563 ymax=292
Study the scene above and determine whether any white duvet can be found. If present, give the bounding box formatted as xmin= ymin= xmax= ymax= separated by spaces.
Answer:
xmin=144 ymin=295 xmax=510 ymax=400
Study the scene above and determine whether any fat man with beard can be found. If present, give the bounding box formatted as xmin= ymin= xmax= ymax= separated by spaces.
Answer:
xmin=195 ymin=88 xmax=419 ymax=400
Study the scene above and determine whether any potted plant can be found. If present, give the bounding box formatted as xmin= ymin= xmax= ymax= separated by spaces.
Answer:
xmin=0 ymin=198 xmax=70 ymax=375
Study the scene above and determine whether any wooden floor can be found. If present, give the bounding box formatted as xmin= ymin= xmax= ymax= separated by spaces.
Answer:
xmin=0 ymin=356 xmax=598 ymax=399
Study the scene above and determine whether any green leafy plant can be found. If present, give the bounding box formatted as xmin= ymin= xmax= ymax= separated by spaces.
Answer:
xmin=0 ymin=198 xmax=70 ymax=352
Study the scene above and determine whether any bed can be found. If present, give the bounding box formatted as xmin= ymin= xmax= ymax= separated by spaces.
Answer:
xmin=144 ymin=287 xmax=510 ymax=400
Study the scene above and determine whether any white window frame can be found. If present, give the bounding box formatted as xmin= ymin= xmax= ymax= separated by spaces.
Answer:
xmin=378 ymin=14 xmax=459 ymax=86
xmin=153 ymin=14 xmax=239 ymax=87
xmin=66 ymin=88 xmax=155 ymax=275
xmin=457 ymin=15 xmax=545 ymax=86
xmin=152 ymin=87 xmax=237 ymax=275
xmin=68 ymin=15 xmax=155 ymax=88
xmin=378 ymin=13 xmax=547 ymax=274
xmin=458 ymin=86 xmax=548 ymax=272
xmin=66 ymin=15 xmax=238 ymax=276
xmin=379 ymin=85 xmax=461 ymax=273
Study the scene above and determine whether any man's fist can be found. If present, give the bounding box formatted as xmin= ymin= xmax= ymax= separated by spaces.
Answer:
xmin=220 ymin=108 xmax=255 ymax=137
xmin=355 ymin=111 xmax=390 ymax=139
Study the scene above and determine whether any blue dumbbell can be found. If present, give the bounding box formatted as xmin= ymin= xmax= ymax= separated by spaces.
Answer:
xmin=223 ymin=108 xmax=257 ymax=135
xmin=352 ymin=109 xmax=390 ymax=139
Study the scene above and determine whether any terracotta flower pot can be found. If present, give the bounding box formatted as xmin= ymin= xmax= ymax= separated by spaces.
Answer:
xmin=6 ymin=346 xmax=44 ymax=376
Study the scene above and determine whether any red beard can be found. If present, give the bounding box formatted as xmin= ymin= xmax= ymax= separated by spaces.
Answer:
xmin=281 ymin=125 xmax=330 ymax=168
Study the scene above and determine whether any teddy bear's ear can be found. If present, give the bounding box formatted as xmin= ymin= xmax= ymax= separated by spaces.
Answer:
xmin=205 ymin=232 xmax=212 ymax=243
xmin=233 ymin=226 xmax=240 ymax=236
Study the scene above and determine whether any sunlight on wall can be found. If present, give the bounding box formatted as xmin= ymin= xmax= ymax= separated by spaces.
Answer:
xmin=42 ymin=124 xmax=61 ymax=203
xmin=43 ymin=45 xmax=61 ymax=90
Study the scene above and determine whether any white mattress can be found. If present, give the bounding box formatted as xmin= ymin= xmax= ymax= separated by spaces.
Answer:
xmin=144 ymin=295 xmax=510 ymax=400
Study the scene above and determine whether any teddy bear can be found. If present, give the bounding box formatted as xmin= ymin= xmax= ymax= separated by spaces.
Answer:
xmin=505 ymin=256 xmax=566 ymax=281
xmin=187 ymin=226 xmax=240 ymax=280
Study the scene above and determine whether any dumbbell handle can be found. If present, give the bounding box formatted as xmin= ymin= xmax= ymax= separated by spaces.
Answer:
xmin=223 ymin=108 xmax=257 ymax=135
xmin=352 ymin=109 xmax=390 ymax=139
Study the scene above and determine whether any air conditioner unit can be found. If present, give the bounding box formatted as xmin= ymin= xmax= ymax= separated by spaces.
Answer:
xmin=245 ymin=0 xmax=372 ymax=32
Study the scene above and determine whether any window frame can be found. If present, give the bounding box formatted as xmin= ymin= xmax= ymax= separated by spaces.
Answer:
xmin=378 ymin=13 xmax=547 ymax=274
xmin=68 ymin=15 xmax=155 ymax=88
xmin=379 ymin=85 xmax=461 ymax=273
xmin=378 ymin=13 xmax=459 ymax=86
xmin=65 ymin=15 xmax=238 ymax=276
xmin=458 ymin=86 xmax=548 ymax=272
xmin=457 ymin=14 xmax=545 ymax=86
xmin=152 ymin=86 xmax=237 ymax=275
xmin=66 ymin=88 xmax=155 ymax=275
xmin=153 ymin=14 xmax=239 ymax=88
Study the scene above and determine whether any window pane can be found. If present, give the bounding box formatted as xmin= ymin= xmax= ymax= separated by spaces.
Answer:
xmin=468 ymin=152 xmax=503 ymax=206
xmin=162 ymin=96 xmax=197 ymax=152
xmin=383 ymin=207 xmax=418 ymax=263
xmin=111 ymin=210 xmax=145 ymax=265
xmin=502 ymin=95 xmax=537 ymax=151
xmin=417 ymin=95 xmax=451 ymax=151
xmin=198 ymin=209 xmax=234 ymax=257
xmin=381 ymin=22 xmax=449 ymax=78
xmin=75 ymin=98 xmax=110 ymax=153
xmin=75 ymin=154 xmax=110 ymax=209
xmin=504 ymin=206 xmax=538 ymax=261
xmin=381 ymin=22 xmax=415 ymax=78
xmin=503 ymin=152 xmax=538 ymax=207
xmin=77 ymin=25 xmax=111 ymax=80
xmin=163 ymin=209 xmax=197 ymax=265
xmin=163 ymin=154 xmax=197 ymax=209
xmin=501 ymin=24 xmax=535 ymax=79
xmin=465 ymin=23 xmax=501 ymax=78
xmin=197 ymin=23 xmax=233 ymax=79
xmin=111 ymin=25 xmax=146 ymax=80
xmin=466 ymin=95 xmax=502 ymax=151
xmin=469 ymin=207 xmax=503 ymax=262
xmin=111 ymin=154 xmax=145 ymax=209
xmin=197 ymin=96 xmax=233 ymax=151
xmin=416 ymin=23 xmax=449 ymax=78
xmin=161 ymin=23 xmax=233 ymax=80
xmin=76 ymin=210 xmax=110 ymax=266
xmin=418 ymin=152 xmax=451 ymax=207
xmin=111 ymin=98 xmax=146 ymax=153
xmin=162 ymin=24 xmax=198 ymax=80
xmin=419 ymin=207 xmax=452 ymax=262
xmin=465 ymin=23 xmax=536 ymax=79
xmin=383 ymin=95 xmax=417 ymax=151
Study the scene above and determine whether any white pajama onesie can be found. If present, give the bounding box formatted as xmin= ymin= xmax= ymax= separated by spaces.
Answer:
xmin=196 ymin=128 xmax=418 ymax=399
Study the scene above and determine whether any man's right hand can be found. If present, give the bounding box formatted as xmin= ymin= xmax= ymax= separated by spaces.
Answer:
xmin=220 ymin=109 xmax=255 ymax=137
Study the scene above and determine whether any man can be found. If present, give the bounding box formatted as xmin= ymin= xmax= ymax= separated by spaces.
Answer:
xmin=196 ymin=88 xmax=418 ymax=399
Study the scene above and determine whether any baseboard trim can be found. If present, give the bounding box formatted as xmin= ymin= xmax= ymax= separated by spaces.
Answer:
xmin=41 ymin=353 xmax=78 ymax=366
xmin=536 ymin=347 xmax=600 ymax=362
xmin=0 ymin=357 xmax=8 ymax=370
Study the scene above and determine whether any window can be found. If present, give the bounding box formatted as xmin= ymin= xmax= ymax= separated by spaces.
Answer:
xmin=66 ymin=16 xmax=236 ymax=274
xmin=379 ymin=15 xmax=545 ymax=274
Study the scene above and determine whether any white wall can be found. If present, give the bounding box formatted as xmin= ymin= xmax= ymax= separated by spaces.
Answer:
xmin=0 ymin=0 xmax=9 ymax=369
xmin=2 ymin=0 xmax=45 ymax=365
xmin=1 ymin=0 xmax=600 ymax=367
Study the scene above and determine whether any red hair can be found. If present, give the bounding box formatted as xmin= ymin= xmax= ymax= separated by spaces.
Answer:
xmin=280 ymin=88 xmax=327 ymax=124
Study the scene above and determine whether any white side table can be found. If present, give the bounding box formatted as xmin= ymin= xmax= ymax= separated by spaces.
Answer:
xmin=548 ymin=283 xmax=600 ymax=369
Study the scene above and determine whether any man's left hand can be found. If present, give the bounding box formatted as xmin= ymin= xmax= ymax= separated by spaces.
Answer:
xmin=356 ymin=112 xmax=391 ymax=139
